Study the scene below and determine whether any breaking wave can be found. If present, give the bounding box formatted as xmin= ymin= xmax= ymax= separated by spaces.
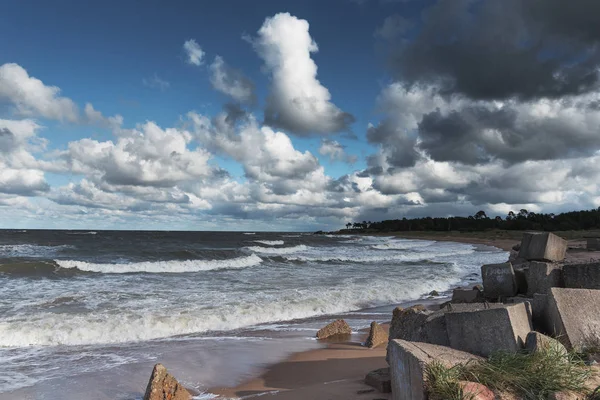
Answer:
xmin=0 ymin=244 xmax=74 ymax=258
xmin=372 ymin=240 xmax=436 ymax=250
xmin=284 ymin=248 xmax=475 ymax=263
xmin=245 ymin=245 xmax=308 ymax=255
xmin=253 ymin=240 xmax=284 ymax=246
xmin=54 ymin=254 xmax=262 ymax=274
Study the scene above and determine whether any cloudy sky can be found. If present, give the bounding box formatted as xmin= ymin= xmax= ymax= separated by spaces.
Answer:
xmin=1 ymin=0 xmax=600 ymax=231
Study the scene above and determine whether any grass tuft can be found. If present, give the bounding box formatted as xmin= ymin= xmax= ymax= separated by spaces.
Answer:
xmin=424 ymin=344 xmax=593 ymax=400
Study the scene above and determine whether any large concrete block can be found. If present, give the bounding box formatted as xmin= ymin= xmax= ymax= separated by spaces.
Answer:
xmin=445 ymin=303 xmax=533 ymax=356
xmin=587 ymin=237 xmax=600 ymax=251
xmin=518 ymin=232 xmax=567 ymax=262
xmin=451 ymin=288 xmax=484 ymax=304
xmin=424 ymin=310 xmax=450 ymax=346
xmin=563 ymin=262 xmax=600 ymax=289
xmin=388 ymin=339 xmax=482 ymax=400
xmin=527 ymin=261 xmax=564 ymax=295
xmin=481 ymin=262 xmax=517 ymax=299
xmin=547 ymin=288 xmax=600 ymax=350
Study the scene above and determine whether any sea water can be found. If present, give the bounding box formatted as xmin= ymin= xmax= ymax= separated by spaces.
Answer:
xmin=0 ymin=230 xmax=507 ymax=399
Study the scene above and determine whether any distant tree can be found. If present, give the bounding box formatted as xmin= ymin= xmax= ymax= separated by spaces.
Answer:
xmin=474 ymin=210 xmax=488 ymax=220
xmin=345 ymin=223 xmax=352 ymax=229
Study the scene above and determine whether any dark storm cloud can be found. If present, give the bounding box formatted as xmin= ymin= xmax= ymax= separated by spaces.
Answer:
xmin=367 ymin=120 xmax=419 ymax=168
xmin=0 ymin=128 xmax=15 ymax=153
xmin=390 ymin=0 xmax=600 ymax=100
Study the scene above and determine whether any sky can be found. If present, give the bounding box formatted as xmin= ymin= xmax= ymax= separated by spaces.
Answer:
xmin=1 ymin=0 xmax=600 ymax=231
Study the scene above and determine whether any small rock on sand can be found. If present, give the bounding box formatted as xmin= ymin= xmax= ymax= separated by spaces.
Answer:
xmin=365 ymin=321 xmax=388 ymax=348
xmin=144 ymin=363 xmax=191 ymax=400
xmin=364 ymin=367 xmax=391 ymax=393
xmin=316 ymin=319 xmax=352 ymax=339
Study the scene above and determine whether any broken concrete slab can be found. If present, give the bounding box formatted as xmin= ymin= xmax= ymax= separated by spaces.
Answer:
xmin=518 ymin=232 xmax=567 ymax=262
xmin=527 ymin=261 xmax=564 ymax=295
xmin=144 ymin=363 xmax=191 ymax=400
xmin=563 ymin=262 xmax=600 ymax=289
xmin=547 ymin=288 xmax=600 ymax=350
xmin=388 ymin=339 xmax=482 ymax=400
xmin=388 ymin=306 xmax=431 ymax=343
xmin=445 ymin=302 xmax=532 ymax=356
xmin=481 ymin=262 xmax=518 ymax=299
xmin=451 ymin=288 xmax=484 ymax=304
xmin=316 ymin=319 xmax=352 ymax=339
xmin=365 ymin=367 xmax=391 ymax=393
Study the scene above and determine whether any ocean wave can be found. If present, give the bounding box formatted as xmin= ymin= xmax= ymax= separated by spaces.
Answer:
xmin=0 ymin=244 xmax=74 ymax=258
xmin=65 ymin=231 xmax=97 ymax=235
xmin=253 ymin=240 xmax=284 ymax=246
xmin=245 ymin=245 xmax=308 ymax=255
xmin=243 ymin=232 xmax=256 ymax=235
xmin=284 ymin=248 xmax=474 ymax=263
xmin=54 ymin=254 xmax=262 ymax=274
xmin=372 ymin=240 xmax=436 ymax=250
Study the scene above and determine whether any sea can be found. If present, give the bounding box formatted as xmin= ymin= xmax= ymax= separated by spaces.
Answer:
xmin=0 ymin=230 xmax=508 ymax=399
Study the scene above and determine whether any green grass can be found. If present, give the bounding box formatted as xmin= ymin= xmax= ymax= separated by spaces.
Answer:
xmin=424 ymin=345 xmax=593 ymax=400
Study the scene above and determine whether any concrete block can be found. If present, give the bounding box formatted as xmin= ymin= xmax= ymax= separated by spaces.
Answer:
xmin=481 ymin=262 xmax=517 ymax=299
xmin=518 ymin=232 xmax=567 ymax=262
xmin=563 ymin=262 xmax=600 ymax=289
xmin=365 ymin=367 xmax=391 ymax=393
xmin=525 ymin=331 xmax=567 ymax=355
xmin=547 ymin=288 xmax=600 ymax=350
xmin=424 ymin=310 xmax=450 ymax=346
xmin=451 ymin=288 xmax=484 ymax=304
xmin=388 ymin=339 xmax=482 ymax=400
xmin=527 ymin=261 xmax=564 ymax=295
xmin=365 ymin=321 xmax=389 ymax=349
xmin=445 ymin=303 xmax=533 ymax=356
xmin=514 ymin=267 xmax=529 ymax=295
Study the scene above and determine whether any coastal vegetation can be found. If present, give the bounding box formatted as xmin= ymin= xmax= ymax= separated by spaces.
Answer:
xmin=344 ymin=208 xmax=600 ymax=234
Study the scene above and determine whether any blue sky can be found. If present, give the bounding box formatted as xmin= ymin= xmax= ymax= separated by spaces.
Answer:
xmin=1 ymin=0 xmax=600 ymax=230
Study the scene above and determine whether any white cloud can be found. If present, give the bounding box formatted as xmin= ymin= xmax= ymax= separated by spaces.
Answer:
xmin=0 ymin=63 xmax=79 ymax=122
xmin=183 ymin=39 xmax=205 ymax=66
xmin=318 ymin=139 xmax=357 ymax=163
xmin=209 ymin=56 xmax=256 ymax=104
xmin=252 ymin=13 xmax=354 ymax=135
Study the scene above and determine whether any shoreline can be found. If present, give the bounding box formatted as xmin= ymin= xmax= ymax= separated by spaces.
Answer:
xmin=208 ymin=235 xmax=507 ymax=399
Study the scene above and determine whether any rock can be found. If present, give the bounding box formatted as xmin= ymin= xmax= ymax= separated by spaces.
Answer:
xmin=525 ymin=331 xmax=568 ymax=355
xmin=518 ymin=232 xmax=567 ymax=262
xmin=388 ymin=339 xmax=482 ymax=400
xmin=451 ymin=288 xmax=484 ymax=304
xmin=429 ymin=290 xmax=439 ymax=296
xmin=143 ymin=363 xmax=191 ymax=400
xmin=388 ymin=305 xmax=431 ymax=343
xmin=459 ymin=381 xmax=496 ymax=400
xmin=563 ymin=262 xmax=600 ymax=289
xmin=587 ymin=237 xmax=600 ymax=251
xmin=547 ymin=391 xmax=586 ymax=400
xmin=527 ymin=261 xmax=564 ymax=295
xmin=365 ymin=367 xmax=391 ymax=393
xmin=482 ymin=262 xmax=518 ymax=299
xmin=445 ymin=302 xmax=532 ymax=356
xmin=547 ymin=288 xmax=600 ymax=350
xmin=365 ymin=321 xmax=388 ymax=349
xmin=512 ymin=243 xmax=521 ymax=252
xmin=316 ymin=319 xmax=352 ymax=339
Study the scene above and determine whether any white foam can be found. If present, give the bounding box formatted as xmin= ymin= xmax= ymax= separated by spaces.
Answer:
xmin=284 ymin=248 xmax=474 ymax=263
xmin=55 ymin=254 xmax=262 ymax=274
xmin=253 ymin=240 xmax=284 ymax=246
xmin=243 ymin=232 xmax=256 ymax=235
xmin=372 ymin=240 xmax=436 ymax=250
xmin=66 ymin=231 xmax=97 ymax=235
xmin=245 ymin=245 xmax=308 ymax=255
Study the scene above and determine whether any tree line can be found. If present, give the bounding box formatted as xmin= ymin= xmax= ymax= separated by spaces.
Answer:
xmin=343 ymin=208 xmax=600 ymax=233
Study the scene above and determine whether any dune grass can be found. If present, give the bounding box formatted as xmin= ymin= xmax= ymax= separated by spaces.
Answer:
xmin=425 ymin=345 xmax=593 ymax=400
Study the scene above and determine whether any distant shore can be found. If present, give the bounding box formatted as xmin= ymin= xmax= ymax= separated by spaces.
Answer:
xmin=208 ymin=234 xmax=509 ymax=399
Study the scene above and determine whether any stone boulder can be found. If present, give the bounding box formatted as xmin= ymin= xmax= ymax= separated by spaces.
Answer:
xmin=365 ymin=367 xmax=391 ymax=393
xmin=518 ymin=232 xmax=567 ymax=262
xmin=459 ymin=382 xmax=496 ymax=400
xmin=143 ymin=363 xmax=191 ymax=400
xmin=388 ymin=305 xmax=430 ymax=343
xmin=445 ymin=302 xmax=532 ymax=356
xmin=451 ymin=287 xmax=484 ymax=304
xmin=388 ymin=339 xmax=483 ymax=400
xmin=316 ymin=319 xmax=352 ymax=339
xmin=481 ymin=262 xmax=518 ymax=299
xmin=365 ymin=321 xmax=388 ymax=349
xmin=563 ymin=262 xmax=600 ymax=289
xmin=527 ymin=261 xmax=564 ymax=295
xmin=546 ymin=288 xmax=600 ymax=350
xmin=525 ymin=331 xmax=567 ymax=355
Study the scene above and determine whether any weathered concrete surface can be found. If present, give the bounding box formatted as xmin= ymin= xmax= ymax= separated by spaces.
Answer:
xmin=481 ymin=262 xmax=518 ymax=299
xmin=388 ymin=306 xmax=430 ymax=343
xmin=423 ymin=310 xmax=450 ymax=346
xmin=563 ymin=262 xmax=600 ymax=289
xmin=451 ymin=288 xmax=484 ymax=304
xmin=365 ymin=321 xmax=389 ymax=349
xmin=518 ymin=232 xmax=567 ymax=262
xmin=144 ymin=363 xmax=191 ymax=400
xmin=525 ymin=331 xmax=568 ymax=355
xmin=388 ymin=339 xmax=482 ymax=400
xmin=527 ymin=261 xmax=564 ymax=295
xmin=365 ymin=367 xmax=391 ymax=393
xmin=547 ymin=288 xmax=600 ymax=350
xmin=445 ymin=303 xmax=532 ymax=356
xmin=316 ymin=319 xmax=352 ymax=339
